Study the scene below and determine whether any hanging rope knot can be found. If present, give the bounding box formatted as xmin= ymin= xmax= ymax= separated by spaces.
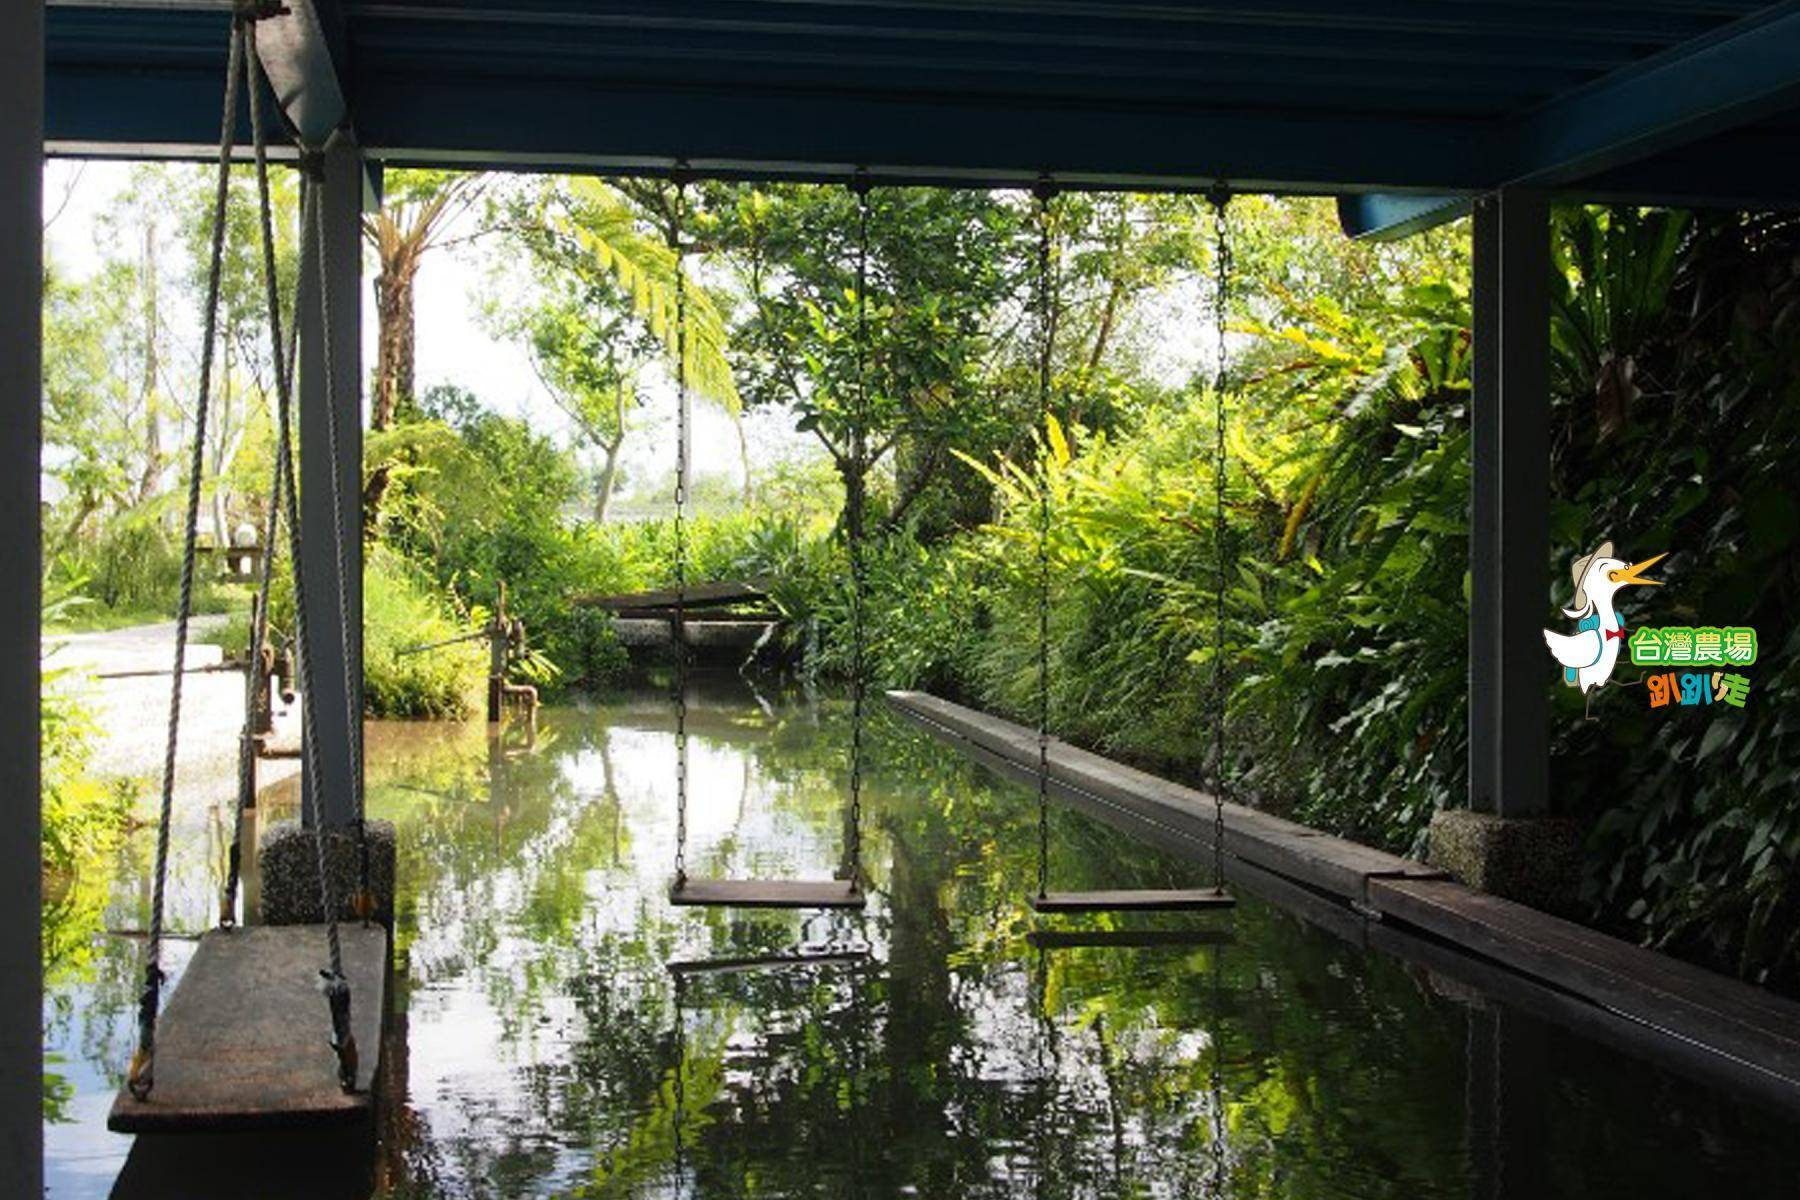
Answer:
xmin=670 ymin=159 xmax=696 ymax=188
xmin=1032 ymin=173 xmax=1060 ymax=203
xmin=127 ymin=963 xmax=167 ymax=1100
xmin=319 ymin=970 xmax=358 ymax=1091
xmin=297 ymin=149 xmax=327 ymax=183
xmin=126 ymin=1048 xmax=155 ymax=1102
xmin=851 ymin=167 xmax=874 ymax=197
xmin=1207 ymin=181 xmax=1233 ymax=211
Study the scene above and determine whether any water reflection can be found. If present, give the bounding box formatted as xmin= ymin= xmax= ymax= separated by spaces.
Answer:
xmin=43 ymin=675 xmax=1800 ymax=1198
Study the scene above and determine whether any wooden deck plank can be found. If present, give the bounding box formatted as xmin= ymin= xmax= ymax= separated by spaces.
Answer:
xmin=1367 ymin=877 xmax=1800 ymax=1089
xmin=669 ymin=878 xmax=867 ymax=910
xmin=108 ymin=923 xmax=387 ymax=1133
xmin=1032 ymin=888 xmax=1235 ymax=913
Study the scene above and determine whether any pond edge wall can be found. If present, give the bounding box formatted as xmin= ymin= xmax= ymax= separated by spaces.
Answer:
xmin=885 ymin=689 xmax=1800 ymax=1114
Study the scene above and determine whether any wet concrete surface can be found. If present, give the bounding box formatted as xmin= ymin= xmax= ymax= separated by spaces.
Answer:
xmin=48 ymin=615 xmax=301 ymax=803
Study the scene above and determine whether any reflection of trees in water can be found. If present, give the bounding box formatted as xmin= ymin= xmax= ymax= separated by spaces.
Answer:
xmin=62 ymin=686 xmax=1797 ymax=1200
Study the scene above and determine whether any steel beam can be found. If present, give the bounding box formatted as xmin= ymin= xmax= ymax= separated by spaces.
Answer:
xmin=1337 ymin=193 xmax=1472 ymax=240
xmin=1468 ymin=191 xmax=1550 ymax=818
xmin=296 ymin=135 xmax=363 ymax=828
xmin=1 ymin=2 xmax=43 ymax=1191
xmin=1500 ymin=3 xmax=1800 ymax=186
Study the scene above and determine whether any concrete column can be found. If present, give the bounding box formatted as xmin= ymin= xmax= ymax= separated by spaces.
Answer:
xmin=1468 ymin=190 xmax=1549 ymax=818
xmin=1 ymin=3 xmax=43 ymax=1189
xmin=296 ymin=136 xmax=363 ymax=828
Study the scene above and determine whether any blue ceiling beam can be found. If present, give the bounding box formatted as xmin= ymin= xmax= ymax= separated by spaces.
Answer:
xmin=1337 ymin=193 xmax=1472 ymax=240
xmin=1499 ymin=1 xmax=1800 ymax=185
xmin=1338 ymin=4 xmax=1800 ymax=239
xmin=350 ymin=75 xmax=1495 ymax=192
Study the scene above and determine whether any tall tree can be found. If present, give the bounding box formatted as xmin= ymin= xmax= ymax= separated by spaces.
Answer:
xmin=495 ymin=176 xmax=741 ymax=516
xmin=362 ymin=170 xmax=486 ymax=523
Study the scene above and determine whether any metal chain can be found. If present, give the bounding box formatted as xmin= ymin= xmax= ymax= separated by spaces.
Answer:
xmin=246 ymin=21 xmax=356 ymax=1089
xmin=128 ymin=15 xmax=244 ymax=1103
xmin=672 ymin=970 xmax=688 ymax=1199
xmin=671 ymin=167 xmax=691 ymax=888
xmin=1208 ymin=186 xmax=1233 ymax=892
xmin=846 ymin=171 xmax=872 ymax=892
xmin=1032 ymin=179 xmax=1058 ymax=902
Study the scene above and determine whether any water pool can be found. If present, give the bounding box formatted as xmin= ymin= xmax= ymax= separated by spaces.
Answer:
xmin=44 ymin=678 xmax=1800 ymax=1197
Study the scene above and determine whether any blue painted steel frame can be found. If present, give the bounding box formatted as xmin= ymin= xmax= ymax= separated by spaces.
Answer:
xmin=42 ymin=2 xmax=1800 ymax=207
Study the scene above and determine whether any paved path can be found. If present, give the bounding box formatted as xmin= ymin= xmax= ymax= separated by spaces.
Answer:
xmin=47 ymin=616 xmax=299 ymax=803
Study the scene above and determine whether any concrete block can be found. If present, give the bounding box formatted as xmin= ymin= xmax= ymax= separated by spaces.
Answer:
xmin=1426 ymin=808 xmax=1581 ymax=914
xmin=258 ymin=818 xmax=396 ymax=926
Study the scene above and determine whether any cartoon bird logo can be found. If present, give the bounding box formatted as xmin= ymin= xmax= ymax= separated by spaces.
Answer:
xmin=1543 ymin=540 xmax=1666 ymax=718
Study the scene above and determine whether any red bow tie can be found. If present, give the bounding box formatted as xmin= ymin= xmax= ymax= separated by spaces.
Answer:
xmin=1605 ymin=625 xmax=1627 ymax=642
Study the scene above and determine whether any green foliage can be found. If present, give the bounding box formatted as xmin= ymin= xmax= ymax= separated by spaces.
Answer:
xmin=363 ymin=543 xmax=486 ymax=719
xmin=1546 ymin=208 xmax=1800 ymax=987
xmin=40 ymin=586 xmax=133 ymax=1120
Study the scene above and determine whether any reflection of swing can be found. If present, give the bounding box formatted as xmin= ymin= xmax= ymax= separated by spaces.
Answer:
xmin=1027 ymin=922 xmax=1233 ymax=1191
xmin=665 ymin=944 xmax=870 ymax=1197
xmin=108 ymin=8 xmax=384 ymax=1133
xmin=667 ymin=170 xmax=871 ymax=910
xmin=1027 ymin=181 xmax=1236 ymax=916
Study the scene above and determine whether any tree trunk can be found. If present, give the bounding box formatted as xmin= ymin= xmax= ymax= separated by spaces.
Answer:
xmin=594 ymin=437 xmax=622 ymax=524
xmin=210 ymin=337 xmax=232 ymax=547
xmin=734 ymin=414 xmax=753 ymax=504
xmin=136 ymin=222 xmax=162 ymax=506
xmin=372 ymin=255 xmax=417 ymax=432
xmin=365 ymin=251 xmax=418 ymax=531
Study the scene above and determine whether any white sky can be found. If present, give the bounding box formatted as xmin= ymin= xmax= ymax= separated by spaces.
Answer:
xmin=41 ymin=159 xmax=806 ymax=504
xmin=42 ymin=161 xmax=1217 ymax=512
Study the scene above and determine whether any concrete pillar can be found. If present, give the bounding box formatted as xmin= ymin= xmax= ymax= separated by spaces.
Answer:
xmin=0 ymin=3 xmax=42 ymax=1189
xmin=296 ymin=136 xmax=363 ymax=828
xmin=1434 ymin=191 xmax=1578 ymax=909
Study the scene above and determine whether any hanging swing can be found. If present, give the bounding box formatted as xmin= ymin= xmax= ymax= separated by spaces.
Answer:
xmin=666 ymin=169 xmax=870 ymax=911
xmin=1027 ymin=180 xmax=1236 ymax=916
xmin=108 ymin=5 xmax=384 ymax=1134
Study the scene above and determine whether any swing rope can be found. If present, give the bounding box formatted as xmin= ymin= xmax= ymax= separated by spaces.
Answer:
xmin=221 ymin=111 xmax=303 ymax=931
xmin=127 ymin=13 xmax=245 ymax=1102
xmin=671 ymin=166 xmax=693 ymax=890
xmin=245 ymin=16 xmax=359 ymax=1089
xmin=1031 ymin=178 xmax=1059 ymax=903
xmin=1207 ymin=187 xmax=1233 ymax=893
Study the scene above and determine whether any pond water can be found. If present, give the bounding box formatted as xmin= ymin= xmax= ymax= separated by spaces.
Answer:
xmin=43 ymin=676 xmax=1800 ymax=1198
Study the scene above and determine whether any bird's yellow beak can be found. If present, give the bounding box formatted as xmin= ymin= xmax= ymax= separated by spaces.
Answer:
xmin=1607 ymin=552 xmax=1667 ymax=588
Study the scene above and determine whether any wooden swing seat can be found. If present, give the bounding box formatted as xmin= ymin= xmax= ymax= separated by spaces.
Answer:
xmin=665 ymin=947 xmax=869 ymax=975
xmin=1031 ymin=888 xmax=1235 ymax=914
xmin=1027 ymin=926 xmax=1236 ymax=950
xmin=107 ymin=922 xmax=387 ymax=1133
xmin=669 ymin=877 xmax=866 ymax=910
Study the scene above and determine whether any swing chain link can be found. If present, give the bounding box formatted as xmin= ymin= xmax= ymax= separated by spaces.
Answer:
xmin=1209 ymin=184 xmax=1233 ymax=891
xmin=672 ymin=168 xmax=691 ymax=888
xmin=846 ymin=170 xmax=872 ymax=891
xmin=1032 ymin=177 xmax=1058 ymax=901
xmin=129 ymin=14 xmax=246 ymax=1102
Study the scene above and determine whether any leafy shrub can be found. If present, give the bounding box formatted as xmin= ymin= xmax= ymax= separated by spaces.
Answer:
xmin=362 ymin=543 xmax=486 ymax=718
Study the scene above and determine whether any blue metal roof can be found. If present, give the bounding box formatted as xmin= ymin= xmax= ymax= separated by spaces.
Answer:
xmin=42 ymin=1 xmax=1800 ymax=207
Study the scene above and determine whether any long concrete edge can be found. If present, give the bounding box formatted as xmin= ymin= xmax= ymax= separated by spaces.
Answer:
xmin=887 ymin=689 xmax=1800 ymax=1110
